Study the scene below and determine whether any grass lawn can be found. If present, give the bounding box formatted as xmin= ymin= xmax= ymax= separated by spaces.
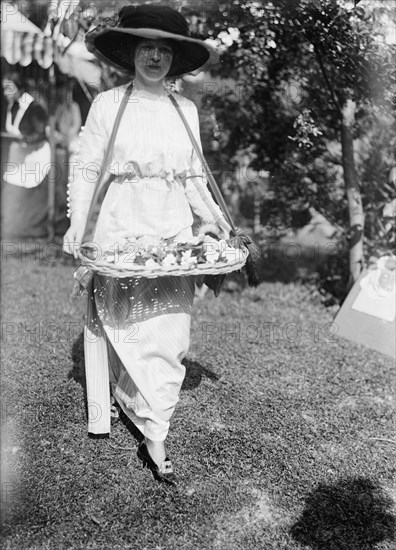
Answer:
xmin=1 ymin=248 xmax=395 ymax=550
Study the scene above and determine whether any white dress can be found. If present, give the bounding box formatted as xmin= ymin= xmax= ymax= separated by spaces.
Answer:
xmin=68 ymin=82 xmax=224 ymax=440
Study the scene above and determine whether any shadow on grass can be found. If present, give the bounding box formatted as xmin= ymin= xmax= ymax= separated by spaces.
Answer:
xmin=181 ymin=358 xmax=219 ymax=390
xmin=290 ymin=477 xmax=395 ymax=550
xmin=68 ymin=331 xmax=86 ymax=390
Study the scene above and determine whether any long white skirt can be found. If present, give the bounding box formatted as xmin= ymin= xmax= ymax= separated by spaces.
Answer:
xmin=83 ymin=175 xmax=196 ymax=440
xmin=84 ymin=274 xmax=195 ymax=440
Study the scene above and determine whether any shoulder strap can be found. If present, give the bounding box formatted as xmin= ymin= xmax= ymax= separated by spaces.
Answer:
xmin=168 ymin=93 xmax=237 ymax=235
xmin=82 ymin=82 xmax=134 ymax=242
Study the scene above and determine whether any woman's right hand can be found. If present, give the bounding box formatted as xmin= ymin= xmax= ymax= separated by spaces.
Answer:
xmin=216 ymin=218 xmax=232 ymax=240
xmin=63 ymin=220 xmax=85 ymax=259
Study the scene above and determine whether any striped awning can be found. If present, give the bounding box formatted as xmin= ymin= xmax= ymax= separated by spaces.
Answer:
xmin=1 ymin=0 xmax=101 ymax=85
xmin=1 ymin=29 xmax=102 ymax=84
xmin=2 ymin=30 xmax=55 ymax=69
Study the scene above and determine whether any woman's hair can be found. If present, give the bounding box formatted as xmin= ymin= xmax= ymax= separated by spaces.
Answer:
xmin=2 ymin=71 xmax=23 ymax=88
xmin=169 ymin=41 xmax=182 ymax=76
xmin=2 ymin=71 xmax=24 ymax=96
xmin=129 ymin=39 xmax=138 ymax=66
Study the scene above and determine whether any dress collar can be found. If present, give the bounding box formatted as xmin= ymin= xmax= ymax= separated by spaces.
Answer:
xmin=131 ymin=80 xmax=168 ymax=101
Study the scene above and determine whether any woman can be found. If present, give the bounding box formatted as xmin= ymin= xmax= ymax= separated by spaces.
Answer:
xmin=54 ymin=81 xmax=82 ymax=154
xmin=63 ymin=4 xmax=230 ymax=486
xmin=1 ymin=72 xmax=50 ymax=239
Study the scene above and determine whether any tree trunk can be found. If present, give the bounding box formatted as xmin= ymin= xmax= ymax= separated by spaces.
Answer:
xmin=254 ymin=192 xmax=261 ymax=234
xmin=341 ymin=99 xmax=364 ymax=285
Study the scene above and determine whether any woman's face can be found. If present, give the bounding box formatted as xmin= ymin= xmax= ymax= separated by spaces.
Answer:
xmin=134 ymin=39 xmax=173 ymax=83
xmin=2 ymin=77 xmax=21 ymax=103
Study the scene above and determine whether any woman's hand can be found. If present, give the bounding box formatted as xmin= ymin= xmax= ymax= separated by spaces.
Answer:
xmin=63 ymin=219 xmax=86 ymax=259
xmin=216 ymin=218 xmax=232 ymax=240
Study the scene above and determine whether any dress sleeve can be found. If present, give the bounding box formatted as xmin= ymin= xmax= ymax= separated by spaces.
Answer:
xmin=183 ymin=104 xmax=225 ymax=225
xmin=67 ymin=96 xmax=108 ymax=223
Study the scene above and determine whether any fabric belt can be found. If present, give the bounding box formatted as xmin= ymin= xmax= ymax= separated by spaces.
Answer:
xmin=113 ymin=175 xmax=175 ymax=189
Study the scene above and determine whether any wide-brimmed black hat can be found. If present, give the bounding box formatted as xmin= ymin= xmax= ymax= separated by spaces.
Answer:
xmin=85 ymin=5 xmax=218 ymax=77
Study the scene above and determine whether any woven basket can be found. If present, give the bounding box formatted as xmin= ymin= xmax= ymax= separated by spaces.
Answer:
xmin=80 ymin=242 xmax=249 ymax=279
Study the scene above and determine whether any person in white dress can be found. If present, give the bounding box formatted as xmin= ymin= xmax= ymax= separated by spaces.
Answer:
xmin=63 ymin=4 xmax=230 ymax=485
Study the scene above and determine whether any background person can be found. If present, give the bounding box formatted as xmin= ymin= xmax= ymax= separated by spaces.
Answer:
xmin=54 ymin=80 xmax=82 ymax=155
xmin=1 ymin=72 xmax=50 ymax=239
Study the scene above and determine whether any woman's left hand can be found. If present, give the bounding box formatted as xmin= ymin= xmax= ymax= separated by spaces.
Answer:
xmin=217 ymin=219 xmax=232 ymax=240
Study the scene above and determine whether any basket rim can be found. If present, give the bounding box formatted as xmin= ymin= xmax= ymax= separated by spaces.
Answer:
xmin=80 ymin=247 xmax=248 ymax=278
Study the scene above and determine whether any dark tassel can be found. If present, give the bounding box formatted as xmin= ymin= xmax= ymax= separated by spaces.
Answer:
xmin=229 ymin=229 xmax=264 ymax=287
xmin=203 ymin=273 xmax=227 ymax=296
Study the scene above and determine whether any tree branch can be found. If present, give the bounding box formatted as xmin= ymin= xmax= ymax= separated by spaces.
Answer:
xmin=313 ymin=44 xmax=343 ymax=117
xmin=293 ymin=15 xmax=343 ymax=117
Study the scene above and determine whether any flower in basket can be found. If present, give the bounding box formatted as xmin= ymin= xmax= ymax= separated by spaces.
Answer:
xmin=134 ymin=256 xmax=147 ymax=265
xmin=145 ymin=258 xmax=157 ymax=268
xmin=218 ymin=240 xmax=240 ymax=262
xmin=204 ymin=245 xmax=220 ymax=264
xmin=150 ymin=246 xmax=166 ymax=261
xmin=200 ymin=235 xmax=221 ymax=263
xmin=121 ymin=241 xmax=140 ymax=263
xmin=163 ymin=253 xmax=177 ymax=266
xmin=181 ymin=249 xmax=198 ymax=267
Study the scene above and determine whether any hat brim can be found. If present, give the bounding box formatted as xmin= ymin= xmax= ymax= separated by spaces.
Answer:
xmin=86 ymin=27 xmax=219 ymax=77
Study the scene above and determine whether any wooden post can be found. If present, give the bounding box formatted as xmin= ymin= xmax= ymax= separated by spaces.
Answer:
xmin=341 ymin=98 xmax=364 ymax=285
xmin=47 ymin=65 xmax=57 ymax=241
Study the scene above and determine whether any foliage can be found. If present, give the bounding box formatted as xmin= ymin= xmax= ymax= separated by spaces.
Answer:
xmin=203 ymin=0 xmax=395 ymax=299
xmin=290 ymin=109 xmax=323 ymax=149
xmin=359 ymin=110 xmax=396 ymax=257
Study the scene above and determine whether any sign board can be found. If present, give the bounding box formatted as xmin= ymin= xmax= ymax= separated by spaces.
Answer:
xmin=334 ymin=257 xmax=396 ymax=359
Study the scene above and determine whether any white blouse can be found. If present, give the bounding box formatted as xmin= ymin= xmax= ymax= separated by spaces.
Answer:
xmin=67 ymin=83 xmax=224 ymax=242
